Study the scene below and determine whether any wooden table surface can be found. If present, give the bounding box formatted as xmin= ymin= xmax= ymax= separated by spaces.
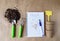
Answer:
xmin=0 ymin=0 xmax=60 ymax=41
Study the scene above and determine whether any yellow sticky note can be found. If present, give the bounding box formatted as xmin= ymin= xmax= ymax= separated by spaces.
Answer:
xmin=45 ymin=10 xmax=52 ymax=21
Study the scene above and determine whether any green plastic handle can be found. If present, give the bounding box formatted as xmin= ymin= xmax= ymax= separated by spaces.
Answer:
xmin=18 ymin=24 xmax=23 ymax=38
xmin=12 ymin=24 xmax=15 ymax=38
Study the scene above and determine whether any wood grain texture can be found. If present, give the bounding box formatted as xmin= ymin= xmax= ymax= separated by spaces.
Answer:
xmin=0 ymin=0 xmax=60 ymax=41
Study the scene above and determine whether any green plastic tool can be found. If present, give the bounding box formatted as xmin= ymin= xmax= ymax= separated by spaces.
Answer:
xmin=18 ymin=24 xmax=23 ymax=38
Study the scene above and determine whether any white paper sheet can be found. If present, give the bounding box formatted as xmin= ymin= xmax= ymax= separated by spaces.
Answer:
xmin=27 ymin=12 xmax=44 ymax=37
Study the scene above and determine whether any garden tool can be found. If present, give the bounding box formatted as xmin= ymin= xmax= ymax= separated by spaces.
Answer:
xmin=4 ymin=8 xmax=20 ymax=38
xmin=45 ymin=10 xmax=52 ymax=21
